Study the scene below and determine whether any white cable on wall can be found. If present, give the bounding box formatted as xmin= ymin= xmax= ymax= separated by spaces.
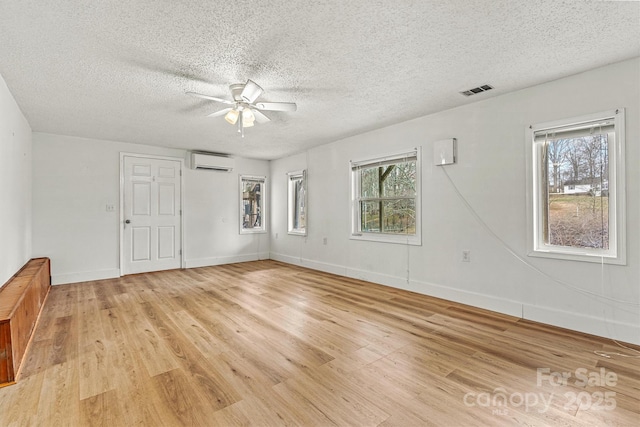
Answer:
xmin=440 ymin=166 xmax=639 ymax=308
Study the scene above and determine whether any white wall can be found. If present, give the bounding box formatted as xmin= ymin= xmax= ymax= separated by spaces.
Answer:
xmin=0 ymin=74 xmax=32 ymax=288
xmin=184 ymin=156 xmax=270 ymax=268
xmin=32 ymin=133 xmax=269 ymax=284
xmin=270 ymin=152 xmax=308 ymax=256
xmin=270 ymin=58 xmax=640 ymax=344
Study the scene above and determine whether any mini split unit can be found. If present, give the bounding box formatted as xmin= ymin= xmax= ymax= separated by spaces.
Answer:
xmin=190 ymin=152 xmax=234 ymax=172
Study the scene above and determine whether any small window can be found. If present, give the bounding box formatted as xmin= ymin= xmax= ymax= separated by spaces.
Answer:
xmin=350 ymin=149 xmax=421 ymax=245
xmin=240 ymin=175 xmax=267 ymax=234
xmin=287 ymin=170 xmax=307 ymax=235
xmin=527 ymin=109 xmax=626 ymax=264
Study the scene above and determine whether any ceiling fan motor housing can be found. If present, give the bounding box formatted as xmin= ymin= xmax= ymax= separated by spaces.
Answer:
xmin=229 ymin=83 xmax=245 ymax=102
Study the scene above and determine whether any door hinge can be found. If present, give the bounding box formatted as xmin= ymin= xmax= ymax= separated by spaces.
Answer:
xmin=179 ymin=249 xmax=182 ymax=255
xmin=180 ymin=170 xmax=182 ymax=176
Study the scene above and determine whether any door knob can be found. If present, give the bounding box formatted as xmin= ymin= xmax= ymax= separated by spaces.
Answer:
xmin=125 ymin=219 xmax=131 ymax=224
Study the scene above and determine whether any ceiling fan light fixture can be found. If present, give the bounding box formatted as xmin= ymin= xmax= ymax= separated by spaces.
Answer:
xmin=240 ymin=79 xmax=263 ymax=103
xmin=224 ymin=109 xmax=239 ymax=125
xmin=242 ymin=108 xmax=255 ymax=127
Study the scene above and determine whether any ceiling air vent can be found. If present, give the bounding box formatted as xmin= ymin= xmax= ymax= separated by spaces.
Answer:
xmin=460 ymin=84 xmax=494 ymax=97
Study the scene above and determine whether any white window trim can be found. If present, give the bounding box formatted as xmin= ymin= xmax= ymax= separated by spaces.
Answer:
xmin=287 ymin=170 xmax=307 ymax=236
xmin=526 ymin=109 xmax=626 ymax=265
xmin=239 ymin=175 xmax=268 ymax=235
xmin=350 ymin=148 xmax=422 ymax=246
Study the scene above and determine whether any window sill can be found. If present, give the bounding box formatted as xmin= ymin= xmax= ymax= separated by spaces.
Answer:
xmin=350 ymin=232 xmax=421 ymax=246
xmin=528 ymin=247 xmax=625 ymax=265
xmin=240 ymin=229 xmax=267 ymax=235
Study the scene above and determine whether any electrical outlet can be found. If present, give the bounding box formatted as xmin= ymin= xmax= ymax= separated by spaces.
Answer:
xmin=106 ymin=204 xmax=116 ymax=212
xmin=462 ymin=250 xmax=471 ymax=262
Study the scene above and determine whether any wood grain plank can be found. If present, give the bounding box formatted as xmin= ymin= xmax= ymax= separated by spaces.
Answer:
xmin=80 ymin=389 xmax=125 ymax=427
xmin=37 ymin=359 xmax=80 ymax=425
xmin=150 ymin=368 xmax=212 ymax=426
xmin=138 ymin=300 xmax=242 ymax=410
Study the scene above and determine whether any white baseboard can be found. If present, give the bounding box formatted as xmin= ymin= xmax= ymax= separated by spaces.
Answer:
xmin=271 ymin=252 xmax=522 ymax=316
xmin=52 ymin=268 xmax=121 ymax=285
xmin=523 ymin=304 xmax=640 ymax=346
xmin=51 ymin=253 xmax=270 ymax=285
xmin=270 ymin=252 xmax=348 ymax=276
xmin=402 ymin=276 xmax=523 ymax=318
xmin=185 ymin=252 xmax=270 ymax=269
xmin=269 ymin=252 xmax=639 ymax=345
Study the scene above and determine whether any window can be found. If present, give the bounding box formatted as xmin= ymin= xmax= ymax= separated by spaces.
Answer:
xmin=287 ymin=170 xmax=306 ymax=235
xmin=527 ymin=109 xmax=626 ymax=264
xmin=240 ymin=175 xmax=267 ymax=234
xmin=350 ymin=148 xmax=421 ymax=245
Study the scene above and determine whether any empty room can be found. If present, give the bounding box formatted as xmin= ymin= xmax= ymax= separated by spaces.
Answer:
xmin=0 ymin=1 xmax=639 ymax=426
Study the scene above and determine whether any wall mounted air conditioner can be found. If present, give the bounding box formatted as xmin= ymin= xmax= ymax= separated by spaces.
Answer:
xmin=190 ymin=152 xmax=234 ymax=172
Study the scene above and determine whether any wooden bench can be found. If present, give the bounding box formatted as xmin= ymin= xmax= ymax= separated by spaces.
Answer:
xmin=0 ymin=258 xmax=51 ymax=387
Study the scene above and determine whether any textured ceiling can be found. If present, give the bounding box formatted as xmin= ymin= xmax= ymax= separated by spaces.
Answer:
xmin=1 ymin=1 xmax=638 ymax=160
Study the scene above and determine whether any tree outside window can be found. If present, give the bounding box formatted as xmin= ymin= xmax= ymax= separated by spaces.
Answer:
xmin=529 ymin=109 xmax=625 ymax=264
xmin=543 ymin=134 xmax=609 ymax=249
xmin=351 ymin=149 xmax=421 ymax=245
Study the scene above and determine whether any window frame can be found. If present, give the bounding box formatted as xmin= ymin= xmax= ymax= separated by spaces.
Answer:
xmin=526 ymin=109 xmax=626 ymax=264
xmin=239 ymin=175 xmax=267 ymax=235
xmin=287 ymin=170 xmax=307 ymax=236
xmin=350 ymin=148 xmax=421 ymax=246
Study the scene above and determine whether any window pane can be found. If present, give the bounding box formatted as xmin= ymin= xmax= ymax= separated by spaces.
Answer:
xmin=293 ymin=177 xmax=305 ymax=230
xmin=382 ymin=199 xmax=415 ymax=234
xmin=359 ymin=161 xmax=416 ymax=199
xmin=545 ymin=134 xmax=609 ymax=249
xmin=360 ymin=201 xmax=380 ymax=232
xmin=360 ymin=199 xmax=416 ymax=235
xmin=359 ymin=167 xmax=379 ymax=198
xmin=242 ymin=180 xmax=262 ymax=229
xmin=381 ymin=161 xmax=416 ymax=197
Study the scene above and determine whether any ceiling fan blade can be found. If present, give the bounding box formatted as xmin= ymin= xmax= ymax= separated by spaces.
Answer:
xmin=240 ymin=79 xmax=263 ymax=103
xmin=252 ymin=109 xmax=271 ymax=124
xmin=254 ymin=102 xmax=297 ymax=112
xmin=186 ymin=91 xmax=235 ymax=105
xmin=207 ymin=107 xmax=232 ymax=118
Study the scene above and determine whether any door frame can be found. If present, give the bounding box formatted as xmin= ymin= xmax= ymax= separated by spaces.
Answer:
xmin=119 ymin=152 xmax=186 ymax=276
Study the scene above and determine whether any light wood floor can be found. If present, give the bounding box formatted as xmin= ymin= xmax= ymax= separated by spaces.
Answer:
xmin=0 ymin=261 xmax=638 ymax=426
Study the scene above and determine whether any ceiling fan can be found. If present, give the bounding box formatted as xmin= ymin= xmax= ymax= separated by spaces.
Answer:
xmin=187 ymin=80 xmax=297 ymax=137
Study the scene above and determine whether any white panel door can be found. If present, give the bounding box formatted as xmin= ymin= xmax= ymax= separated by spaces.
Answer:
xmin=123 ymin=156 xmax=182 ymax=275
